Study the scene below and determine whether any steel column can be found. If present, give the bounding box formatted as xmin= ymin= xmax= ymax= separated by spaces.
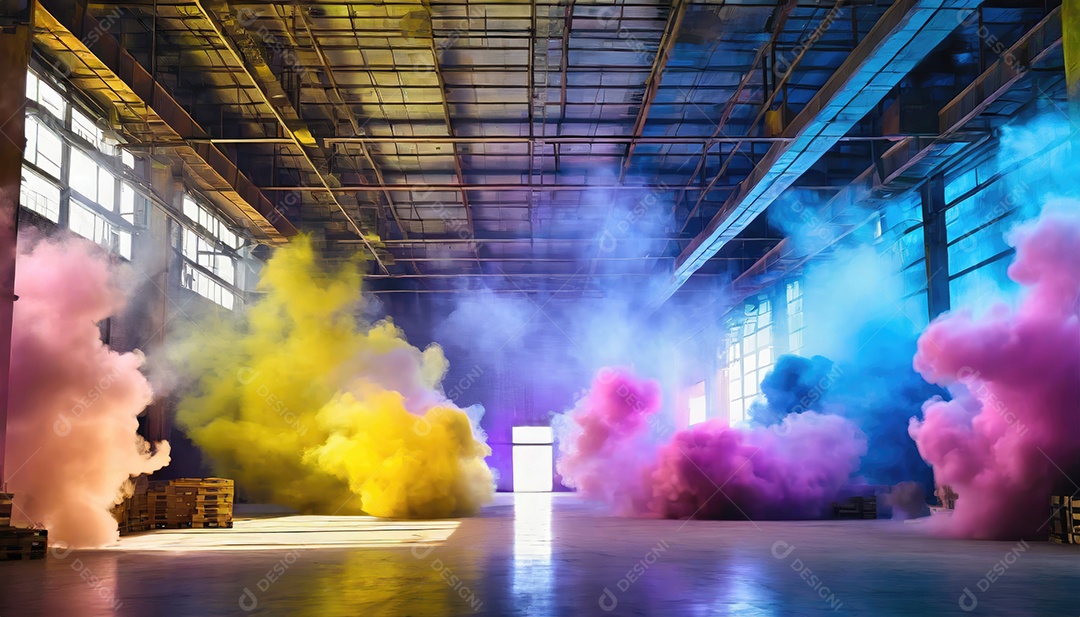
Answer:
xmin=0 ymin=0 xmax=33 ymax=488
xmin=922 ymin=174 xmax=951 ymax=320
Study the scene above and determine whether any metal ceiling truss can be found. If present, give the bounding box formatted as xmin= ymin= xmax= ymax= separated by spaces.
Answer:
xmin=53 ymin=0 xmax=1057 ymax=296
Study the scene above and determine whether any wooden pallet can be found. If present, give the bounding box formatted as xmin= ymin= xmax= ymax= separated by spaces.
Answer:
xmin=1049 ymin=495 xmax=1080 ymax=545
xmin=0 ymin=528 xmax=47 ymax=561
xmin=191 ymin=519 xmax=233 ymax=529
xmin=152 ymin=522 xmax=192 ymax=529
xmin=141 ymin=478 xmax=235 ymax=530
xmin=172 ymin=478 xmax=234 ymax=489
xmin=0 ymin=492 xmax=13 ymax=528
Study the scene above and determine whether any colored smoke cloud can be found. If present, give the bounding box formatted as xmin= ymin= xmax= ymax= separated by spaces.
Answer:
xmin=909 ymin=204 xmax=1080 ymax=540
xmin=4 ymin=233 xmax=170 ymax=548
xmin=747 ymin=345 xmax=938 ymax=489
xmin=557 ymin=367 xmax=866 ymax=519
xmin=175 ymin=236 xmax=494 ymax=518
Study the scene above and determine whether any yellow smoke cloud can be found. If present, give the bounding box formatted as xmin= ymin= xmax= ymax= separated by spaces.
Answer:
xmin=176 ymin=236 xmax=494 ymax=517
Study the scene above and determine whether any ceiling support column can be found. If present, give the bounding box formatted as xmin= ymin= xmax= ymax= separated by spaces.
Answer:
xmin=1064 ymin=0 xmax=1080 ymax=121
xmin=922 ymin=173 xmax=951 ymax=320
xmin=0 ymin=0 xmax=33 ymax=488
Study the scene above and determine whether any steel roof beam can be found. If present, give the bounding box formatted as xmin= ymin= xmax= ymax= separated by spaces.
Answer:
xmin=619 ymin=0 xmax=688 ymax=182
xmin=648 ymin=0 xmax=984 ymax=311
xmin=688 ymin=6 xmax=1062 ymax=325
xmin=36 ymin=0 xmax=296 ymax=244
xmin=290 ymin=6 xmax=420 ymax=275
xmin=422 ymin=0 xmax=482 ymax=270
xmin=190 ymin=0 xmax=388 ymax=273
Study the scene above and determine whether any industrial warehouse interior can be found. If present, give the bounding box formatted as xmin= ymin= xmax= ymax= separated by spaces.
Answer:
xmin=0 ymin=0 xmax=1078 ymax=615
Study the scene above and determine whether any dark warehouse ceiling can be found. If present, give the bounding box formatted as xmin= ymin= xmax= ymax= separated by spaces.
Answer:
xmin=38 ymin=0 xmax=1067 ymax=302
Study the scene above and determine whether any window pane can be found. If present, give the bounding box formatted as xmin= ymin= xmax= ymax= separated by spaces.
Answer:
xmin=98 ymin=168 xmax=115 ymax=209
xmin=20 ymin=166 xmax=60 ymax=222
xmin=25 ymin=116 xmax=63 ymax=178
xmin=69 ymin=149 xmax=98 ymax=201
xmin=744 ymin=353 xmax=757 ymax=372
xmin=28 ymin=72 xmax=66 ymax=119
xmin=72 ymin=108 xmax=100 ymax=148
xmin=118 ymin=230 xmax=132 ymax=260
xmin=183 ymin=196 xmax=199 ymax=221
xmin=759 ymin=348 xmax=772 ymax=366
xmin=120 ymin=183 xmax=137 ymax=223
xmin=68 ymin=201 xmax=96 ymax=241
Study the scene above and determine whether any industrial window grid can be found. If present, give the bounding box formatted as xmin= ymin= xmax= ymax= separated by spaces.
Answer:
xmin=22 ymin=68 xmax=139 ymax=260
xmin=785 ymin=279 xmax=805 ymax=355
xmin=939 ymin=132 xmax=1069 ymax=308
xmin=725 ymin=295 xmax=775 ymax=426
xmin=179 ymin=195 xmax=243 ymax=310
xmin=23 ymin=65 xmax=248 ymax=312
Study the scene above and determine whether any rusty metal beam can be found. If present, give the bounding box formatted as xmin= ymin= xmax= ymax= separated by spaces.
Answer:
xmin=619 ymin=0 xmax=687 ymax=182
xmin=130 ymin=134 xmax=924 ymax=147
xmin=651 ymin=0 xmax=984 ymax=311
xmin=558 ymin=0 xmax=575 ymax=137
xmin=671 ymin=0 xmax=798 ymax=215
xmin=695 ymin=7 xmax=1064 ymax=322
xmin=422 ymin=0 xmax=481 ymax=269
xmin=290 ymin=6 xmax=411 ymax=244
xmin=257 ymin=182 xmax=740 ymax=192
xmin=190 ymin=0 xmax=388 ymax=272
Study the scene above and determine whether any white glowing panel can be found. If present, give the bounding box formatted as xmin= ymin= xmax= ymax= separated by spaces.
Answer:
xmin=512 ymin=425 xmax=554 ymax=444
xmin=513 ymin=445 xmax=553 ymax=492
xmin=688 ymin=395 xmax=707 ymax=426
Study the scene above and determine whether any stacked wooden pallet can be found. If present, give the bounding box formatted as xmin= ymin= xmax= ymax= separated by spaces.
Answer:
xmin=111 ymin=476 xmax=153 ymax=535
xmin=0 ymin=528 xmax=47 ymax=561
xmin=0 ymin=492 xmax=11 ymax=528
xmin=125 ymin=491 xmax=152 ymax=534
xmin=149 ymin=481 xmax=195 ymax=529
xmin=148 ymin=478 xmax=234 ymax=529
xmin=833 ymin=495 xmax=877 ymax=519
xmin=180 ymin=478 xmax=235 ymax=529
xmin=1050 ymin=495 xmax=1080 ymax=545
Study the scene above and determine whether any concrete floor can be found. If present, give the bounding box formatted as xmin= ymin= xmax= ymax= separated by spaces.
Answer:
xmin=0 ymin=493 xmax=1077 ymax=616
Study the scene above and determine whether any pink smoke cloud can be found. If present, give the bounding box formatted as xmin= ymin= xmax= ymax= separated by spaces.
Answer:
xmin=556 ymin=367 xmax=866 ymax=519
xmin=910 ymin=206 xmax=1080 ymax=540
xmin=650 ymin=412 xmax=866 ymax=519
xmin=4 ymin=232 xmax=170 ymax=547
xmin=555 ymin=368 xmax=662 ymax=515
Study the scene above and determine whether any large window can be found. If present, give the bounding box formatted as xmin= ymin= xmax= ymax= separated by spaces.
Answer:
xmin=944 ymin=172 xmax=1023 ymax=308
xmin=23 ymin=115 xmax=63 ymax=178
xmin=688 ymin=382 xmax=707 ymax=426
xmin=69 ymin=149 xmax=116 ymax=208
xmin=180 ymin=195 xmax=241 ymax=310
xmin=181 ymin=264 xmax=237 ymax=311
xmin=725 ymin=296 xmax=775 ymax=426
xmin=69 ymin=199 xmax=132 ymax=259
xmin=20 ymin=167 xmax=61 ymax=223
xmin=879 ymin=192 xmax=929 ymax=327
xmin=71 ymin=107 xmax=110 ymax=153
xmin=25 ymin=71 xmax=66 ymax=119
xmin=21 ymin=68 xmax=140 ymax=262
xmin=786 ymin=279 xmax=805 ymax=355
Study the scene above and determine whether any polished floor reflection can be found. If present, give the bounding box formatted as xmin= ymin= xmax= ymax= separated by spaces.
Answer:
xmin=0 ymin=493 xmax=1077 ymax=616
